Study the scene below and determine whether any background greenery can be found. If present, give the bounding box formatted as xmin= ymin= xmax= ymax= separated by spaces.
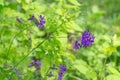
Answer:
xmin=0 ymin=0 xmax=120 ymax=80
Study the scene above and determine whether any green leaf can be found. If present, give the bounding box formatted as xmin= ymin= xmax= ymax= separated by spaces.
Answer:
xmin=66 ymin=21 xmax=82 ymax=33
xmin=117 ymin=46 xmax=120 ymax=52
xmin=105 ymin=75 xmax=120 ymax=80
xmin=25 ymin=0 xmax=32 ymax=4
xmin=68 ymin=0 xmax=80 ymax=6
xmin=73 ymin=59 xmax=97 ymax=80
xmin=0 ymin=0 xmax=4 ymax=6
xmin=65 ymin=52 xmax=76 ymax=60
xmin=40 ymin=57 xmax=50 ymax=78
xmin=16 ymin=0 xmax=22 ymax=3
xmin=107 ymin=67 xmax=120 ymax=77
xmin=57 ymin=33 xmax=67 ymax=45
xmin=65 ymin=4 xmax=78 ymax=9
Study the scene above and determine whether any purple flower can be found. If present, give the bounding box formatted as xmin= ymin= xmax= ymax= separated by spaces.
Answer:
xmin=73 ymin=30 xmax=95 ymax=50
xmin=29 ymin=37 xmax=32 ymax=41
xmin=28 ymin=14 xmax=35 ymax=20
xmin=40 ymin=15 xmax=45 ymax=24
xmin=80 ymin=30 xmax=95 ymax=47
xmin=28 ymin=14 xmax=45 ymax=29
xmin=58 ymin=65 xmax=66 ymax=80
xmin=36 ymin=15 xmax=45 ymax=28
xmin=73 ymin=40 xmax=80 ymax=50
xmin=16 ymin=18 xmax=22 ymax=23
xmin=60 ymin=65 xmax=67 ymax=73
xmin=58 ymin=72 xmax=63 ymax=80
xmin=28 ymin=58 xmax=41 ymax=71
xmin=35 ymin=22 xmax=39 ymax=27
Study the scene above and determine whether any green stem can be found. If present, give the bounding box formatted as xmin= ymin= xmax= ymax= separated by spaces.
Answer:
xmin=100 ymin=56 xmax=107 ymax=80
xmin=5 ymin=27 xmax=29 ymax=63
xmin=44 ymin=53 xmax=53 ymax=80
xmin=0 ymin=26 xmax=4 ymax=44
xmin=5 ymin=22 xmax=33 ymax=63
xmin=13 ymin=21 xmax=63 ymax=69
xmin=14 ymin=39 xmax=46 ymax=67
xmin=8 ymin=20 xmax=65 ymax=80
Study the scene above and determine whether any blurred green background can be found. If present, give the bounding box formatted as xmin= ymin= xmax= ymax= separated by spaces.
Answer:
xmin=0 ymin=0 xmax=120 ymax=80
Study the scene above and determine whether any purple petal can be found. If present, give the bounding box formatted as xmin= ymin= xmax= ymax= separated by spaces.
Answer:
xmin=16 ymin=18 xmax=22 ymax=23
xmin=28 ymin=14 xmax=35 ymax=20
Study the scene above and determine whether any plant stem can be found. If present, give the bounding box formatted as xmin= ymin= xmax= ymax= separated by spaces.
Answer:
xmin=13 ymin=22 xmax=64 ymax=70
xmin=6 ymin=27 xmax=28 ymax=63
xmin=100 ymin=56 xmax=107 ymax=80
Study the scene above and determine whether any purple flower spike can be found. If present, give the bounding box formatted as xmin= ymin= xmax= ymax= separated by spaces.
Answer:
xmin=73 ymin=30 xmax=95 ymax=50
xmin=80 ymin=30 xmax=95 ymax=47
xmin=60 ymin=65 xmax=67 ymax=73
xmin=39 ymin=15 xmax=45 ymax=28
xmin=16 ymin=18 xmax=22 ymax=23
xmin=28 ymin=14 xmax=35 ymax=20
xmin=58 ymin=72 xmax=63 ymax=80
xmin=58 ymin=65 xmax=66 ymax=80
xmin=73 ymin=40 xmax=80 ymax=50
xmin=28 ymin=58 xmax=41 ymax=71
xmin=28 ymin=59 xmax=35 ymax=67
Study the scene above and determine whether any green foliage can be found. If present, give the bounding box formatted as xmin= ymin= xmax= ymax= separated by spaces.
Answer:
xmin=0 ymin=0 xmax=120 ymax=80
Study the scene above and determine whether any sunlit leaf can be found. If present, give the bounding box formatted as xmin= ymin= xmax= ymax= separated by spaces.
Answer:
xmin=68 ymin=0 xmax=80 ymax=6
xmin=0 ymin=0 xmax=4 ymax=6
xmin=105 ymin=75 xmax=120 ymax=80
xmin=107 ymin=67 xmax=120 ymax=77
